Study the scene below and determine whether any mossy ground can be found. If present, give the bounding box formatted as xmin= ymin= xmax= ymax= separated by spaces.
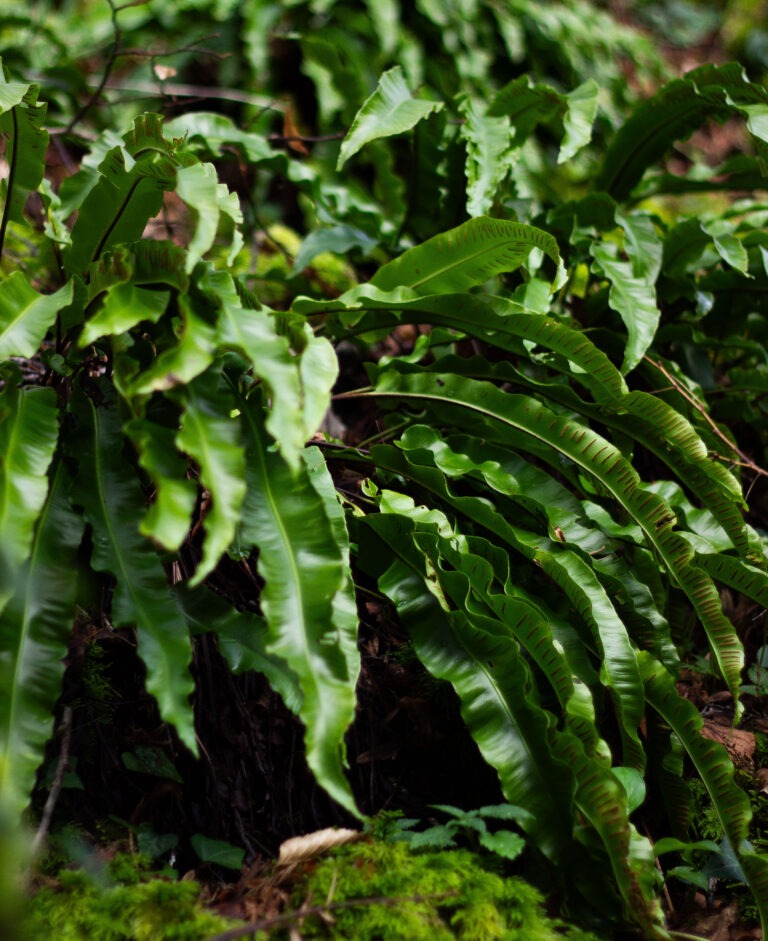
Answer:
xmin=24 ymin=854 xmax=234 ymax=941
xmin=284 ymin=839 xmax=605 ymax=941
xmin=25 ymin=838 xmax=608 ymax=941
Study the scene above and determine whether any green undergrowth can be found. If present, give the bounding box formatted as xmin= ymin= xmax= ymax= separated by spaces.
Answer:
xmin=287 ymin=840 xmax=604 ymax=941
xmin=24 ymin=854 xmax=233 ymax=941
xmin=25 ymin=839 xmax=607 ymax=941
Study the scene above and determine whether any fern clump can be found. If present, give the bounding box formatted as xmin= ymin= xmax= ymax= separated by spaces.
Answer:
xmin=290 ymin=839 xmax=603 ymax=941
xmin=25 ymin=855 xmax=235 ymax=941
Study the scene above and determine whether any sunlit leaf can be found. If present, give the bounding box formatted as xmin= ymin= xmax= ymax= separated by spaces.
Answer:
xmin=337 ymin=66 xmax=443 ymax=169
xmin=559 ymin=79 xmax=598 ymax=163
xmin=371 ymin=218 xmax=566 ymax=294
xmin=458 ymin=95 xmax=514 ymax=217
xmin=176 ymin=161 xmax=243 ymax=272
xmin=0 ymin=275 xmax=73 ymax=359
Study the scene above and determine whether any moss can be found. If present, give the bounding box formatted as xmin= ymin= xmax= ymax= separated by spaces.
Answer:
xmin=25 ymin=854 xmax=236 ymax=941
xmin=251 ymin=224 xmax=357 ymax=306
xmin=287 ymin=839 xmax=604 ymax=941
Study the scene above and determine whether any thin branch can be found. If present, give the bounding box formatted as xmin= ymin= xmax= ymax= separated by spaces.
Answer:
xmin=643 ymin=355 xmax=768 ymax=481
xmin=87 ymin=78 xmax=283 ymax=112
xmin=269 ymin=132 xmax=346 ymax=144
xmin=64 ymin=0 xmax=124 ymax=135
xmin=206 ymin=892 xmax=457 ymax=941
xmin=119 ymin=36 xmax=226 ymax=60
xmin=63 ymin=7 xmax=225 ymax=135
xmin=31 ymin=706 xmax=73 ymax=857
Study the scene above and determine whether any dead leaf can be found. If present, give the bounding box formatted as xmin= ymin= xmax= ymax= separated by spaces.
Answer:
xmin=282 ymin=102 xmax=309 ymax=155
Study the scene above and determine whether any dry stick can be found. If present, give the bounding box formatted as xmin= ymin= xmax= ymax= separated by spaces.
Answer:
xmin=643 ymin=355 xmax=768 ymax=481
xmin=206 ymin=892 xmax=457 ymax=941
xmin=64 ymin=1 xmax=224 ymax=136
xmin=64 ymin=0 xmax=124 ymax=135
xmin=90 ymin=79 xmax=283 ymax=113
xmin=31 ymin=706 xmax=73 ymax=857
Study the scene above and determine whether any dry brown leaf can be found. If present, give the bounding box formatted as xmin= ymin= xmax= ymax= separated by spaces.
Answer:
xmin=277 ymin=828 xmax=362 ymax=866
xmin=701 ymin=722 xmax=755 ymax=771
xmin=282 ymin=102 xmax=309 ymax=155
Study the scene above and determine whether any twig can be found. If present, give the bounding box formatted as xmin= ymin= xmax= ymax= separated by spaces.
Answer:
xmin=31 ymin=706 xmax=73 ymax=857
xmin=269 ymin=132 xmax=346 ymax=144
xmin=63 ymin=5 xmax=225 ymax=134
xmin=643 ymin=355 xmax=768 ymax=482
xmin=64 ymin=0 xmax=125 ymax=135
xmin=87 ymin=78 xmax=283 ymax=112
xmin=206 ymin=892 xmax=457 ymax=941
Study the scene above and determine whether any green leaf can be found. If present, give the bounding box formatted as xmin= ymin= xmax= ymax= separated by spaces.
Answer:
xmin=640 ymin=652 xmax=768 ymax=933
xmin=0 ymin=275 xmax=73 ymax=359
xmin=365 ymin=512 xmax=662 ymax=929
xmin=408 ymin=826 xmax=456 ymax=850
xmin=371 ymin=218 xmax=565 ymax=295
xmin=702 ymin=218 xmax=749 ymax=274
xmin=337 ymin=66 xmax=443 ymax=170
xmin=478 ymin=830 xmax=525 ymax=860
xmin=303 ymin=446 xmax=360 ymax=687
xmin=551 ymin=733 xmax=665 ymax=934
xmin=488 ymin=75 xmax=561 ymax=134
xmin=458 ymin=96 xmax=515 ymax=217
xmin=239 ymin=396 xmax=359 ymax=817
xmin=69 ymin=390 xmax=196 ymax=753
xmin=174 ymin=372 xmax=247 ymax=586
xmin=80 ymin=283 xmax=170 ymax=347
xmin=64 ymin=114 xmax=177 ymax=276
xmin=612 ymin=766 xmax=646 ymax=813
xmin=0 ymin=374 xmax=60 ymax=614
xmin=120 ymin=293 xmax=217 ymax=399
xmin=694 ymin=553 xmax=768 ymax=609
xmin=371 ymin=443 xmax=643 ymax=764
xmin=0 ymin=72 xmax=30 ymax=115
xmin=165 ymin=112 xmax=275 ymax=163
xmin=124 ymin=417 xmax=197 ymax=552
xmin=364 ymin=513 xmax=578 ymax=857
xmin=175 ymin=162 xmax=243 ymax=272
xmin=591 ymin=240 xmax=660 ymax=374
xmin=0 ymin=83 xmax=48 ymax=253
xmin=136 ymin=824 xmax=178 ymax=860
xmin=598 ymin=63 xmax=768 ymax=200
xmin=371 ymin=368 xmax=743 ymax=700
xmin=291 ymin=225 xmax=378 ymax=275
xmin=0 ymin=461 xmax=83 ymax=818
xmin=617 ymin=210 xmax=663 ymax=283
xmin=317 ymin=288 xmax=626 ymax=404
xmin=174 ymin=583 xmax=301 ymax=712
xmin=122 ymin=746 xmax=182 ymax=783
xmin=190 ymin=834 xmax=244 ymax=871
xmin=559 ymin=79 xmax=599 ymax=163
xmin=298 ymin=328 xmax=338 ymax=443
xmin=211 ymin=269 xmax=306 ymax=469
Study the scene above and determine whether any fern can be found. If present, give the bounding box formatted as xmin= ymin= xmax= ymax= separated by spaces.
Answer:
xmin=0 ymin=10 xmax=767 ymax=940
